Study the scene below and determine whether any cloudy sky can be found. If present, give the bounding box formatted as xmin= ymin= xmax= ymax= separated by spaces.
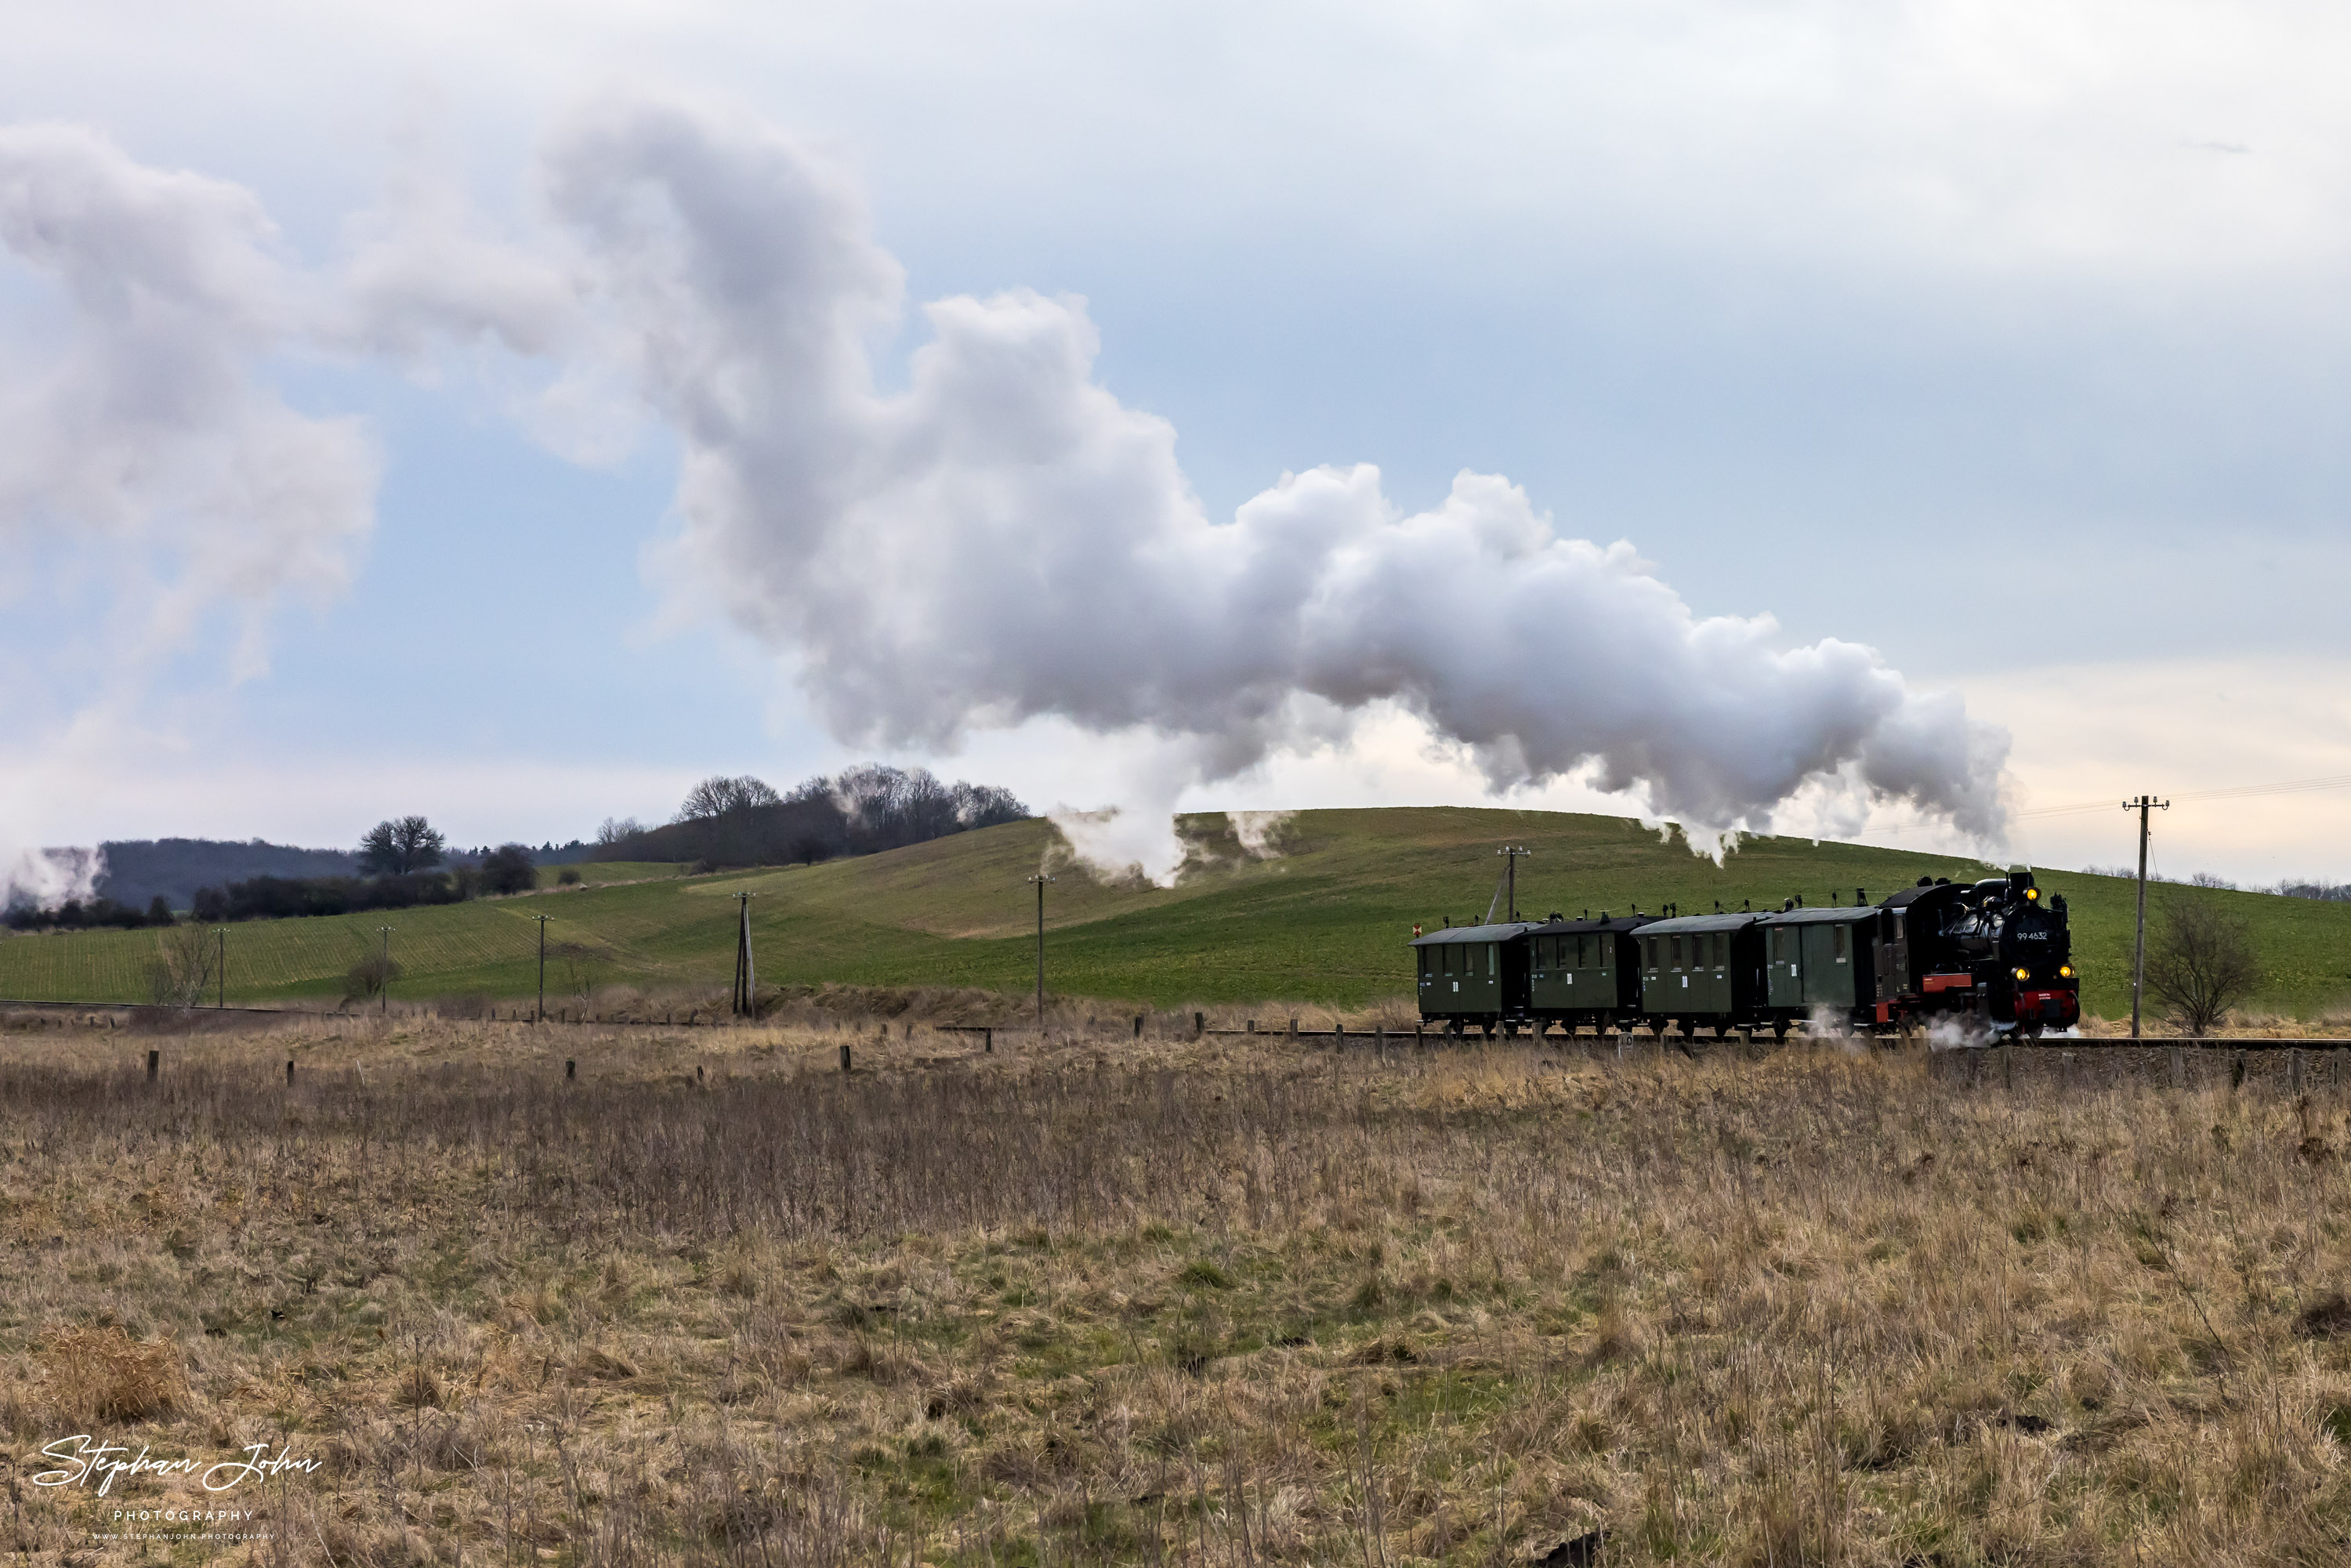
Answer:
xmin=2 ymin=0 xmax=2346 ymax=887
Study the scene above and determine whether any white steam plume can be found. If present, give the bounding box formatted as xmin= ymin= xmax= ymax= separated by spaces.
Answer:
xmin=0 ymin=124 xmax=379 ymax=905
xmin=492 ymin=94 xmax=2007 ymax=878
xmin=0 ymin=846 xmax=101 ymax=911
xmin=0 ymin=99 xmax=2011 ymax=894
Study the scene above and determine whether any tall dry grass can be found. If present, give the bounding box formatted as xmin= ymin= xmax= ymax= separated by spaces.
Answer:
xmin=2 ymin=1016 xmax=2350 ymax=1564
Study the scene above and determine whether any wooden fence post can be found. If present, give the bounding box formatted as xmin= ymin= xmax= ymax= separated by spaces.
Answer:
xmin=1133 ymin=1016 xmax=1143 ymax=1038
xmin=147 ymin=1049 xmax=158 ymax=1082
xmin=285 ymin=1059 xmax=295 ymax=1086
xmin=1193 ymin=1012 xmax=1204 ymax=1037
xmin=566 ymin=1059 xmax=576 ymax=1081
xmin=1288 ymin=1018 xmax=1298 ymax=1039
xmin=840 ymin=1043 xmax=853 ymax=1073
xmin=984 ymin=1028 xmax=993 ymax=1055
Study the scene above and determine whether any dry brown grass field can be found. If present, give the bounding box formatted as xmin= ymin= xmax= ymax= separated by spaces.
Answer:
xmin=5 ymin=1009 xmax=2351 ymax=1566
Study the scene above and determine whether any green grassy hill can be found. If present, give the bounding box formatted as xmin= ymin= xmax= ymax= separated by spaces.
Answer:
xmin=5 ymin=809 xmax=2346 ymax=1020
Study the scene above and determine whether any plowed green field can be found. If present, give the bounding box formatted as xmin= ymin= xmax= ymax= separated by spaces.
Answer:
xmin=5 ymin=809 xmax=2345 ymax=1019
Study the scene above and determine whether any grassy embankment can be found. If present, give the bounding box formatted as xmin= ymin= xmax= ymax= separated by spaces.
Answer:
xmin=3 ymin=809 xmax=2346 ymax=1023
xmin=5 ymin=1018 xmax=2351 ymax=1564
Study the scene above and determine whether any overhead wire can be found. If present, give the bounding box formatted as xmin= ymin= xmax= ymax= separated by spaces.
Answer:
xmin=2012 ymin=772 xmax=2351 ymax=821
xmin=1832 ymin=770 xmax=2351 ymax=845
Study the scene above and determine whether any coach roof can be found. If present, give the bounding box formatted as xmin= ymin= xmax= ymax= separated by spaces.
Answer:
xmin=1754 ymin=905 xmax=1880 ymax=926
xmin=1526 ymin=912 xmax=1659 ymax=936
xmin=1407 ymin=922 xmax=1537 ymax=947
xmin=1633 ymin=912 xmax=1759 ymax=936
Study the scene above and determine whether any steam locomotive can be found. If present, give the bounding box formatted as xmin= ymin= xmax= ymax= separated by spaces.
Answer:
xmin=1411 ymin=866 xmax=2078 ymax=1039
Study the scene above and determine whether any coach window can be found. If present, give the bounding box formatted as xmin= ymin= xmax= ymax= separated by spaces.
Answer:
xmin=1893 ymin=912 xmax=1906 ymax=942
xmin=1487 ymin=944 xmax=1497 ymax=976
xmin=1834 ymin=925 xmax=1849 ymax=962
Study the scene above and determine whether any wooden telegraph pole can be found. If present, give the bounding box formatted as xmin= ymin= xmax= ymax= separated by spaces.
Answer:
xmin=533 ymin=913 xmax=553 ymax=1022
xmin=2122 ymin=795 xmax=2169 ymax=1039
xmin=1026 ymin=874 xmax=1055 ymax=1030
xmin=732 ymin=892 xmax=757 ymax=1016
xmin=375 ymin=925 xmax=397 ymax=1017
xmin=1497 ymin=846 xmax=1531 ymax=922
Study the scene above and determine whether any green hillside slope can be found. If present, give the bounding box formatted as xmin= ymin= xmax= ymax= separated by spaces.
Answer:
xmin=5 ymin=808 xmax=2346 ymax=1019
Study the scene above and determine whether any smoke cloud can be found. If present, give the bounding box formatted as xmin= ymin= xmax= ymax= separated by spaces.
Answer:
xmin=505 ymin=94 xmax=2009 ymax=878
xmin=0 ymin=96 xmax=2010 ymax=893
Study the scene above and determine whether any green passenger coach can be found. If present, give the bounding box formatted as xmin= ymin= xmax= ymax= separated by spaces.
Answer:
xmin=1523 ymin=911 xmax=1657 ymax=1030
xmin=1410 ymin=922 xmax=1534 ymax=1034
xmin=1634 ymin=912 xmax=1766 ymax=1036
xmin=1758 ymin=906 xmax=1884 ymax=1018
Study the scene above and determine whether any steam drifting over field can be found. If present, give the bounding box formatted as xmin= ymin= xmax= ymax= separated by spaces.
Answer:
xmin=0 ymin=94 xmax=2010 ymax=888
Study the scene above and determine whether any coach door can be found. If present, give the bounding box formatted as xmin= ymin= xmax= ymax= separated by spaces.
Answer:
xmin=1766 ymin=923 xmax=1802 ymax=1009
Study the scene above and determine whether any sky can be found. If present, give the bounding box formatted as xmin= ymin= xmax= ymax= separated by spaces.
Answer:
xmin=2 ymin=0 xmax=2347 ymax=890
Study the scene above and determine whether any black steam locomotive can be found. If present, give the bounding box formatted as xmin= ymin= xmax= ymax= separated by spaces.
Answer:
xmin=1411 ymin=865 xmax=2078 ymax=1039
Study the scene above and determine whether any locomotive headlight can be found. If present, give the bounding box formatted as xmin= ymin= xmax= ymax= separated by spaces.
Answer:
xmin=2026 ymin=887 xmax=2038 ymax=900
xmin=2059 ymin=965 xmax=2074 ymax=979
xmin=2013 ymin=967 xmax=2030 ymax=981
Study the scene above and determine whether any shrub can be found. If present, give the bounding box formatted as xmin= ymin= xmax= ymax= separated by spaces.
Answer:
xmin=480 ymin=844 xmax=537 ymax=896
xmin=344 ymin=952 xmax=404 ymax=1003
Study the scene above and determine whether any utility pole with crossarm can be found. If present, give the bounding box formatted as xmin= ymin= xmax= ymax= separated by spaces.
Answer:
xmin=2123 ymin=795 xmax=2169 ymax=1039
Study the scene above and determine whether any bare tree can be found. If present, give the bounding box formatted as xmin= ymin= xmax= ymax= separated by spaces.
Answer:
xmin=674 ymin=777 xmax=781 ymax=823
xmin=2146 ymin=895 xmax=2261 ymax=1036
xmin=359 ymin=816 xmax=447 ymax=875
xmin=553 ymin=940 xmax=603 ymax=1005
xmin=596 ymin=816 xmax=645 ymax=847
xmin=144 ymin=920 xmax=216 ymax=1006
xmin=342 ymin=951 xmax=402 ymax=1005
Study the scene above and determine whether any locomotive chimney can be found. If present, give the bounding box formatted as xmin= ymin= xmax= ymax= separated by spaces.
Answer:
xmin=1857 ymin=886 xmax=1865 ymax=905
